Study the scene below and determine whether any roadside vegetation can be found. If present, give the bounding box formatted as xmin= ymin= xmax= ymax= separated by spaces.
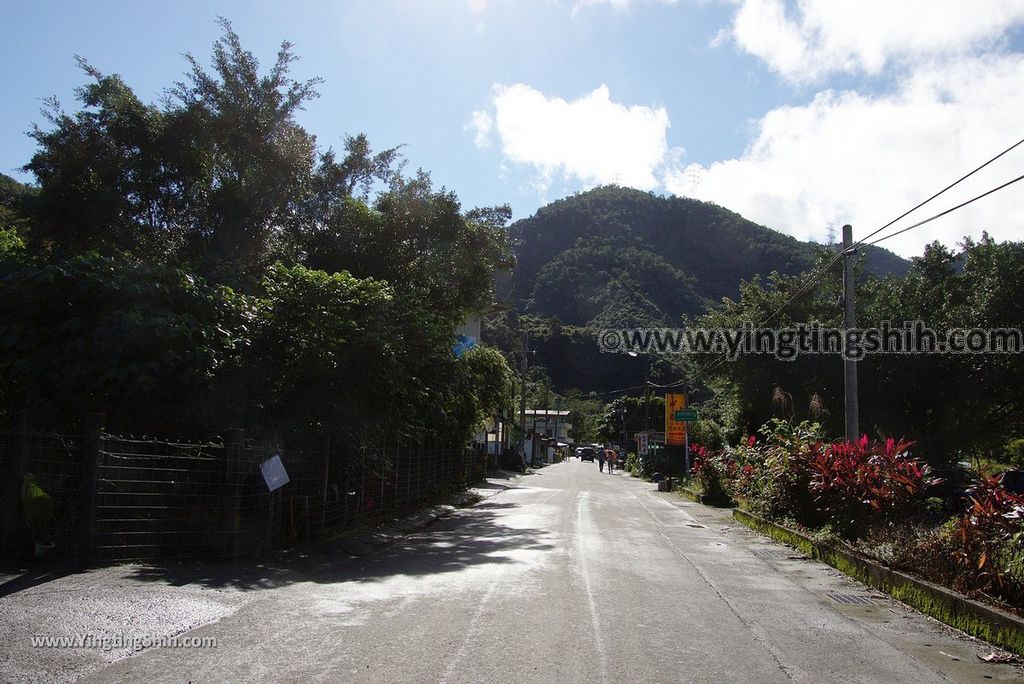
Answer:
xmin=0 ymin=21 xmax=514 ymax=443
xmin=688 ymin=419 xmax=1024 ymax=613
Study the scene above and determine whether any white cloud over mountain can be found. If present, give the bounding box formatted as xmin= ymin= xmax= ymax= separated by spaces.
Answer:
xmin=666 ymin=53 xmax=1024 ymax=254
xmin=468 ymin=84 xmax=674 ymax=193
xmin=468 ymin=2 xmax=1024 ymax=256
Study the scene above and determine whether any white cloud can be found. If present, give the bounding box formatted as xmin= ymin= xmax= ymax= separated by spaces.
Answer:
xmin=665 ymin=53 xmax=1024 ymax=256
xmin=469 ymin=84 xmax=675 ymax=192
xmin=571 ymin=0 xmax=677 ymax=15
xmin=708 ymin=27 xmax=730 ymax=49
xmin=468 ymin=5 xmax=1024 ymax=257
xmin=726 ymin=0 xmax=1024 ymax=82
xmin=465 ymin=110 xmax=493 ymax=149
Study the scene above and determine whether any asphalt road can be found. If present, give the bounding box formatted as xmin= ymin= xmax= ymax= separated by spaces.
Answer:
xmin=15 ymin=461 xmax=1024 ymax=683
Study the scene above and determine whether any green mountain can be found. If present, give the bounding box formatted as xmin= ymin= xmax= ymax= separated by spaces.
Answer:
xmin=511 ymin=185 xmax=909 ymax=326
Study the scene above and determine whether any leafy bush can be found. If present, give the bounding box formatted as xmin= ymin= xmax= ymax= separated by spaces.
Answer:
xmin=0 ymin=252 xmax=244 ymax=432
xmin=1005 ymin=438 xmax=1024 ymax=469
xmin=21 ymin=474 xmax=55 ymax=542
xmin=807 ymin=436 xmax=935 ymax=539
xmin=625 ymin=451 xmax=642 ymax=477
xmin=242 ymin=262 xmax=395 ymax=433
xmin=691 ymin=444 xmax=737 ymax=505
xmin=911 ymin=478 xmax=1024 ymax=608
xmin=688 ymin=419 xmax=725 ymax=451
xmin=703 ymin=419 xmax=934 ymax=539
xmin=740 ymin=420 xmax=823 ymax=525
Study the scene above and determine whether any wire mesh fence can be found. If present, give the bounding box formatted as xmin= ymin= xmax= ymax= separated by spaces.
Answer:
xmin=1 ymin=414 xmax=488 ymax=563
xmin=0 ymin=426 xmax=85 ymax=559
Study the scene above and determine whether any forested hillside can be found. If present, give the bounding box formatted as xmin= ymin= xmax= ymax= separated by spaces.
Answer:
xmin=511 ymin=186 xmax=909 ymax=326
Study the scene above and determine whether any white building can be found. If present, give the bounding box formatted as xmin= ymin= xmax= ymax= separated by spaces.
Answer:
xmin=524 ymin=409 xmax=572 ymax=463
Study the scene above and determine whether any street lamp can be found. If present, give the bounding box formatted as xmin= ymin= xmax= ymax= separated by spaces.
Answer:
xmin=513 ymin=331 xmax=536 ymax=468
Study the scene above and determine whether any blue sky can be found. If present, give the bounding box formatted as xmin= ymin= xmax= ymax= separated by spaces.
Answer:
xmin=3 ymin=1 xmax=1024 ymax=257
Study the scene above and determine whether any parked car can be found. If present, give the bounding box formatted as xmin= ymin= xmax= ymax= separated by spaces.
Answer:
xmin=999 ymin=469 xmax=1024 ymax=495
xmin=933 ymin=461 xmax=974 ymax=513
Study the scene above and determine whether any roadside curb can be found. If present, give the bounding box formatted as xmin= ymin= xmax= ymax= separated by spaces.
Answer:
xmin=676 ymin=484 xmax=701 ymax=503
xmin=732 ymin=508 xmax=1024 ymax=656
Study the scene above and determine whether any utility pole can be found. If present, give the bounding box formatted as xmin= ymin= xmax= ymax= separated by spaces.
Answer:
xmin=544 ymin=387 xmax=550 ymax=462
xmin=643 ymin=385 xmax=651 ymax=432
xmin=684 ymin=394 xmax=691 ymax=477
xmin=842 ymin=224 xmax=860 ymax=441
xmin=519 ymin=330 xmax=529 ymax=467
xmin=643 ymin=383 xmax=651 ymax=452
xmin=553 ymin=396 xmax=562 ymax=450
xmin=619 ymin=407 xmax=626 ymax=452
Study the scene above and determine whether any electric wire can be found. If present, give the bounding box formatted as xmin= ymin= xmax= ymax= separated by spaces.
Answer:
xmin=863 ymin=172 xmax=1024 ymax=248
xmin=644 ymin=137 xmax=1024 ymax=392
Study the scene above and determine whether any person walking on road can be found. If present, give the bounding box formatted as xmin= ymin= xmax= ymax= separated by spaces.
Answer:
xmin=597 ymin=446 xmax=606 ymax=472
xmin=606 ymin=447 xmax=617 ymax=474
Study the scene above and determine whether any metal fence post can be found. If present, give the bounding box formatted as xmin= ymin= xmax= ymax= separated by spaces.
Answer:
xmin=79 ymin=413 xmax=105 ymax=564
xmin=321 ymin=435 xmax=330 ymax=532
xmin=224 ymin=428 xmax=245 ymax=558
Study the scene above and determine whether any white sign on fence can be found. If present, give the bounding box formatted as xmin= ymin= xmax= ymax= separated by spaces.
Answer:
xmin=260 ymin=454 xmax=290 ymax=492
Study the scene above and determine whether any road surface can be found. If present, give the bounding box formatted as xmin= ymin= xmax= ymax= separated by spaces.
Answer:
xmin=19 ymin=461 xmax=1024 ymax=682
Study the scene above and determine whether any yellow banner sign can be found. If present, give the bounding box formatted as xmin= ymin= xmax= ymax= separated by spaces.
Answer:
xmin=665 ymin=393 xmax=687 ymax=446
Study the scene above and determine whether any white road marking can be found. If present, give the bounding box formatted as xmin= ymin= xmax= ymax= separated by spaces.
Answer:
xmin=574 ymin=492 xmax=610 ymax=684
xmin=437 ymin=571 xmax=505 ymax=684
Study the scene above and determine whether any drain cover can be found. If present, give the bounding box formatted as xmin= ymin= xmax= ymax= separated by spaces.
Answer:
xmin=827 ymin=593 xmax=878 ymax=605
xmin=751 ymin=549 xmax=792 ymax=560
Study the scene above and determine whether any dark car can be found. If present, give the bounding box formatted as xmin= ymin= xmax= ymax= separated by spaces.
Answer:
xmin=932 ymin=461 xmax=975 ymax=513
xmin=579 ymin=447 xmax=596 ymax=462
xmin=999 ymin=470 xmax=1024 ymax=495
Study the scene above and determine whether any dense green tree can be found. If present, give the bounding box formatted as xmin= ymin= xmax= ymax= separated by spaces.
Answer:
xmin=26 ymin=23 xmax=318 ymax=282
xmin=299 ymin=171 xmax=513 ymax=323
xmin=0 ymin=252 xmax=245 ymax=432
xmin=858 ymin=236 xmax=1024 ymax=462
xmin=0 ymin=174 xmax=36 ymax=269
xmin=5 ymin=22 xmax=514 ymax=446
xmin=689 ymin=235 xmax=1024 ymax=466
xmin=595 ymin=395 xmax=666 ymax=443
xmin=529 ymin=240 xmax=703 ymax=326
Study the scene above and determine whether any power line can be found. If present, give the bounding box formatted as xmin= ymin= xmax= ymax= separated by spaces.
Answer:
xmin=763 ymin=135 xmax=1024 ymax=328
xmin=670 ymin=138 xmax=1024 ymax=388
xmin=863 ymin=172 xmax=1024 ymax=248
xmin=848 ymin=135 xmax=1024 ymax=251
xmin=589 ymin=382 xmax=650 ymax=397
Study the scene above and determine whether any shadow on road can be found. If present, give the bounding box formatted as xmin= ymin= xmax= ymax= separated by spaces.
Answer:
xmin=0 ymin=560 xmax=84 ymax=599
xmin=121 ymin=499 xmax=552 ymax=591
